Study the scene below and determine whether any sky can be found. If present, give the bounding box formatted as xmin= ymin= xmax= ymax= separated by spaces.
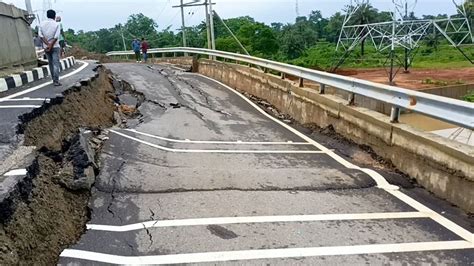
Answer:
xmin=2 ymin=0 xmax=459 ymax=32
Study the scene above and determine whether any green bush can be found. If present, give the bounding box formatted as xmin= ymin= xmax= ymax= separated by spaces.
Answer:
xmin=463 ymin=91 xmax=474 ymax=102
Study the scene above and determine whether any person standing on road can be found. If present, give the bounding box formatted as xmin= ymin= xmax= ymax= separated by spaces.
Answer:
xmin=56 ymin=16 xmax=66 ymax=58
xmin=132 ymin=39 xmax=141 ymax=63
xmin=39 ymin=9 xmax=61 ymax=86
xmin=33 ymin=32 xmax=43 ymax=50
xmin=141 ymin=37 xmax=149 ymax=63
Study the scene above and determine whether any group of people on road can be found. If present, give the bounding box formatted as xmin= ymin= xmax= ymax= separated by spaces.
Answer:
xmin=36 ymin=9 xmax=65 ymax=86
xmin=35 ymin=8 xmax=150 ymax=87
xmin=132 ymin=38 xmax=149 ymax=63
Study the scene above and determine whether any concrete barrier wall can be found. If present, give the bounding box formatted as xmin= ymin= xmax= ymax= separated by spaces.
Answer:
xmin=0 ymin=3 xmax=36 ymax=71
xmin=420 ymin=83 xmax=474 ymax=100
xmin=192 ymin=59 xmax=473 ymax=212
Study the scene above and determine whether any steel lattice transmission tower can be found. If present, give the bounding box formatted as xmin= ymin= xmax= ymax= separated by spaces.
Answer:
xmin=335 ymin=0 xmax=474 ymax=84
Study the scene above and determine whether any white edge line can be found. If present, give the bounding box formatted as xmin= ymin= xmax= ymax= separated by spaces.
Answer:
xmin=111 ymin=130 xmax=324 ymax=154
xmin=0 ymin=98 xmax=48 ymax=102
xmin=387 ymin=190 xmax=474 ymax=243
xmin=60 ymin=241 xmax=473 ymax=265
xmin=0 ymin=105 xmax=41 ymax=109
xmin=192 ymin=73 xmax=474 ymax=243
xmin=125 ymin=129 xmax=312 ymax=145
xmin=0 ymin=61 xmax=89 ymax=102
xmin=87 ymin=212 xmax=429 ymax=232
xmin=3 ymin=169 xmax=27 ymax=176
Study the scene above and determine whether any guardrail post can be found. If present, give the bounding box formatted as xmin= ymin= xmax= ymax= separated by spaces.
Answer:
xmin=348 ymin=93 xmax=355 ymax=105
xmin=319 ymin=83 xmax=326 ymax=94
xmin=174 ymin=52 xmax=177 ymax=58
xmin=390 ymin=107 xmax=400 ymax=123
xmin=298 ymin=78 xmax=304 ymax=88
xmin=281 ymin=73 xmax=285 ymax=79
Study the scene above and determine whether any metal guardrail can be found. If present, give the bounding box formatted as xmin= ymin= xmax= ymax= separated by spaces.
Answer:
xmin=107 ymin=47 xmax=474 ymax=130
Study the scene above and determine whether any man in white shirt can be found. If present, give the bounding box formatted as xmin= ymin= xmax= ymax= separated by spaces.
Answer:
xmin=39 ymin=9 xmax=61 ymax=86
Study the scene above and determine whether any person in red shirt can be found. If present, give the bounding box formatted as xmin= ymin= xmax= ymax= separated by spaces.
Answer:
xmin=141 ymin=38 xmax=149 ymax=63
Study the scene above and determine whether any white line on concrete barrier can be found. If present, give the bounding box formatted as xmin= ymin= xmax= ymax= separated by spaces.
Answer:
xmin=3 ymin=169 xmax=27 ymax=176
xmin=12 ymin=74 xmax=22 ymax=87
xmin=111 ymin=130 xmax=325 ymax=154
xmin=126 ymin=129 xmax=312 ymax=145
xmin=87 ymin=212 xmax=429 ymax=232
xmin=0 ymin=79 xmax=7 ymax=92
xmin=0 ymin=61 xmax=89 ymax=102
xmin=25 ymin=71 xmax=34 ymax=83
xmin=195 ymin=74 xmax=474 ymax=243
xmin=0 ymin=105 xmax=41 ymax=109
xmin=60 ymin=241 xmax=474 ymax=265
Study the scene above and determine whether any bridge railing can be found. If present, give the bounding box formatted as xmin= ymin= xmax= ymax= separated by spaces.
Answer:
xmin=106 ymin=47 xmax=474 ymax=130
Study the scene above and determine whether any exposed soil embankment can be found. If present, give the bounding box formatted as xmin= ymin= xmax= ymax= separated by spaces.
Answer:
xmin=0 ymin=67 xmax=125 ymax=264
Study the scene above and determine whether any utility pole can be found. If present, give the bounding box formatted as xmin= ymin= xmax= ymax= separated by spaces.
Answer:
xmin=173 ymin=0 xmax=216 ymax=57
xmin=204 ymin=0 xmax=212 ymax=50
xmin=208 ymin=0 xmax=216 ymax=51
xmin=180 ymin=0 xmax=187 ymax=48
xmin=121 ymin=32 xmax=127 ymax=51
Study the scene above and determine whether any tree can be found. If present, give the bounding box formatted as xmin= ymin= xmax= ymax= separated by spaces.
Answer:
xmin=124 ymin=13 xmax=158 ymax=40
xmin=325 ymin=12 xmax=344 ymax=42
xmin=238 ymin=22 xmax=279 ymax=57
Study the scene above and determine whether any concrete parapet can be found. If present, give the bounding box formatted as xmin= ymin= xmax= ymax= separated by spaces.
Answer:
xmin=196 ymin=59 xmax=474 ymax=212
xmin=0 ymin=3 xmax=37 ymax=72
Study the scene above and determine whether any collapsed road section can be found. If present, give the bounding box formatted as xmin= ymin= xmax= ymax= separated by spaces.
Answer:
xmin=57 ymin=63 xmax=472 ymax=265
xmin=0 ymin=62 xmax=472 ymax=264
xmin=0 ymin=66 xmax=143 ymax=264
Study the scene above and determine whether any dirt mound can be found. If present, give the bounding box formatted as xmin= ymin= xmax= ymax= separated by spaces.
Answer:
xmin=0 ymin=67 xmax=120 ymax=264
xmin=68 ymin=46 xmax=115 ymax=64
xmin=19 ymin=68 xmax=116 ymax=151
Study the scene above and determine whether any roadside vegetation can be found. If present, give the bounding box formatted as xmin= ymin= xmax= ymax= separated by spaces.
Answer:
xmin=463 ymin=91 xmax=474 ymax=102
xmin=62 ymin=3 xmax=473 ymax=71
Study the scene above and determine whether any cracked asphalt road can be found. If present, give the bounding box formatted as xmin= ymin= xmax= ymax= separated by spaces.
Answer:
xmin=59 ymin=63 xmax=473 ymax=265
xmin=0 ymin=61 xmax=97 ymax=164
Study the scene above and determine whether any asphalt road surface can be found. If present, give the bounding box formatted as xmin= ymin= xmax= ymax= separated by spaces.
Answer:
xmin=21 ymin=62 xmax=473 ymax=265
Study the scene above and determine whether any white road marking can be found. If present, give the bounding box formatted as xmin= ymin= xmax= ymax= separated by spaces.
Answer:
xmin=60 ymin=241 xmax=474 ymax=265
xmin=196 ymin=74 xmax=398 ymax=191
xmin=126 ymin=129 xmax=312 ymax=145
xmin=194 ymin=74 xmax=474 ymax=243
xmin=0 ymin=105 xmax=41 ymax=109
xmin=111 ymin=130 xmax=325 ymax=154
xmin=387 ymin=190 xmax=474 ymax=243
xmin=87 ymin=212 xmax=429 ymax=232
xmin=0 ymin=61 xmax=89 ymax=102
xmin=0 ymin=97 xmax=48 ymax=102
xmin=3 ymin=169 xmax=27 ymax=176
